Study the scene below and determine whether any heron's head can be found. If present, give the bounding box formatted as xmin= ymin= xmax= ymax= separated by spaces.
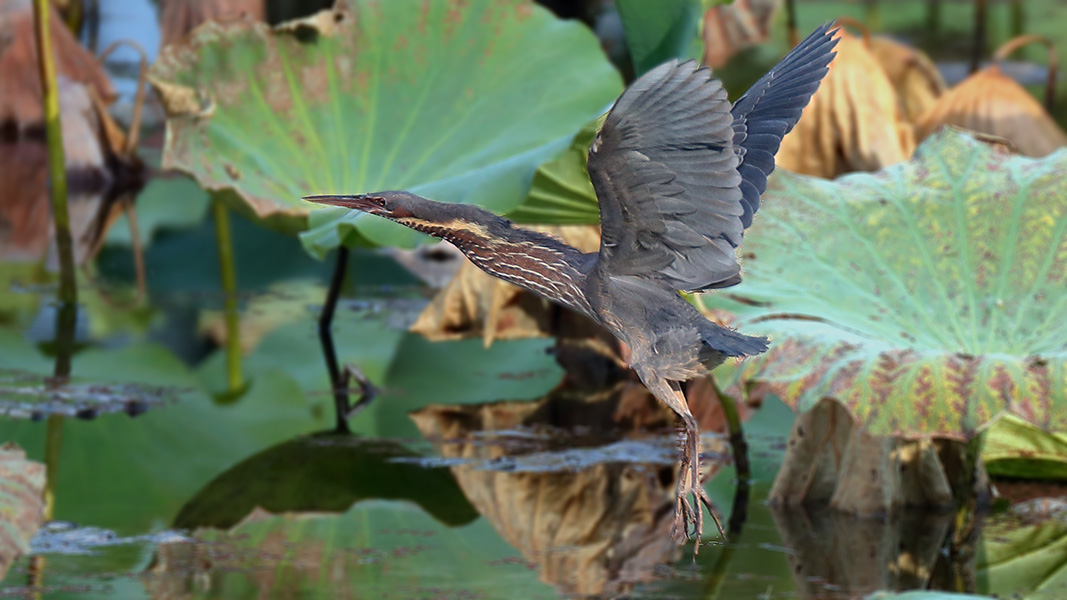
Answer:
xmin=304 ymin=190 xmax=499 ymax=241
xmin=304 ymin=190 xmax=431 ymax=221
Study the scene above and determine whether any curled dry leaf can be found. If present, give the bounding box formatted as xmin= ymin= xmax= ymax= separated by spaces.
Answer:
xmin=409 ymin=389 xmax=725 ymax=597
xmin=867 ymin=35 xmax=947 ymax=123
xmin=769 ymin=397 xmax=988 ymax=515
xmin=776 ymin=27 xmax=915 ymax=178
xmin=915 ymin=35 xmax=1067 ymax=157
xmin=0 ymin=444 xmax=45 ymax=582
xmin=701 ymin=0 xmax=782 ymax=69
xmin=0 ymin=0 xmax=114 ymax=126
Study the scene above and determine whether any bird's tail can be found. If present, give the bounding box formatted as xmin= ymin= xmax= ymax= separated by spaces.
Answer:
xmin=700 ymin=321 xmax=769 ymax=359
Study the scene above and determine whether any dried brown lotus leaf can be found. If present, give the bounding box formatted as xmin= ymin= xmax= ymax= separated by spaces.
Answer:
xmin=915 ymin=65 xmax=1067 ymax=157
xmin=410 ymin=225 xmax=601 ymax=345
xmin=701 ymin=0 xmax=782 ymax=69
xmin=867 ymin=36 xmax=947 ymax=123
xmin=0 ymin=0 xmax=115 ymax=126
xmin=777 ymin=30 xmax=914 ymax=178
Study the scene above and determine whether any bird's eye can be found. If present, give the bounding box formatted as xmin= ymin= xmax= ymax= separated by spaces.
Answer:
xmin=376 ymin=198 xmax=387 ymax=207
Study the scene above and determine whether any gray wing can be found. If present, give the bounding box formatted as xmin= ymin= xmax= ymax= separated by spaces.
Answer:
xmin=587 ymin=59 xmax=745 ymax=293
xmin=731 ymin=23 xmax=839 ymax=227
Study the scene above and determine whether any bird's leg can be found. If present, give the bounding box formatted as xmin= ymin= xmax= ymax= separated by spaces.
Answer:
xmin=666 ymin=383 xmax=726 ymax=548
xmin=638 ymin=372 xmax=726 ymax=548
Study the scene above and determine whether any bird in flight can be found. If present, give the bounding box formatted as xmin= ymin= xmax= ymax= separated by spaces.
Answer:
xmin=307 ymin=23 xmax=839 ymax=544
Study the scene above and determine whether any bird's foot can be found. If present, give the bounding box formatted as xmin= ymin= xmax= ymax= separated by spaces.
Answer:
xmin=670 ymin=428 xmax=726 ymax=551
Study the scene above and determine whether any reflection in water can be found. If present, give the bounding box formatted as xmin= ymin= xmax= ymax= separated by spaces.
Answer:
xmin=410 ymin=381 xmax=733 ymax=598
xmin=771 ymin=506 xmax=962 ymax=598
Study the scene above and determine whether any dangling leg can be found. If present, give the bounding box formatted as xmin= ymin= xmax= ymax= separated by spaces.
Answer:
xmin=669 ymin=380 xmax=725 ymax=547
xmin=638 ymin=371 xmax=725 ymax=547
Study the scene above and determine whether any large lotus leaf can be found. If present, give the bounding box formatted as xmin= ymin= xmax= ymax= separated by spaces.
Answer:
xmin=713 ymin=131 xmax=1067 ymax=438
xmin=147 ymin=0 xmax=622 ymax=258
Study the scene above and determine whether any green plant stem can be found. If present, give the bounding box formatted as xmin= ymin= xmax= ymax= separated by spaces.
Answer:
xmin=785 ymin=0 xmax=798 ymax=47
xmin=318 ymin=248 xmax=351 ymax=434
xmin=213 ymin=200 xmax=242 ymax=392
xmin=32 ymin=0 xmax=78 ymax=312
xmin=43 ymin=415 xmax=64 ymax=520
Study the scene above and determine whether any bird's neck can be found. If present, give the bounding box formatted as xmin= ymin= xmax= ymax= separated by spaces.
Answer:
xmin=405 ymin=216 xmax=593 ymax=316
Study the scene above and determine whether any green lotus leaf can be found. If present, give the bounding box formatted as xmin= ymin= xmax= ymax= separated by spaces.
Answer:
xmin=505 ymin=117 xmax=601 ymax=225
xmin=147 ymin=0 xmax=622 ymax=258
xmin=977 ymin=510 xmax=1067 ymax=599
xmin=714 ymin=131 xmax=1067 ymax=438
xmin=615 ymin=0 xmax=703 ymax=76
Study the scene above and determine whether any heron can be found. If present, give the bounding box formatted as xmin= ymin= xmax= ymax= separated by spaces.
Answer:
xmin=306 ymin=23 xmax=838 ymax=543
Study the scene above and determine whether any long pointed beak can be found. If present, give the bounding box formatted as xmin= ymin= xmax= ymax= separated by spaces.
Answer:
xmin=303 ymin=194 xmax=378 ymax=211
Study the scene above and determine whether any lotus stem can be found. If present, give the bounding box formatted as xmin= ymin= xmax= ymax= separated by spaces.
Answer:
xmin=32 ymin=0 xmax=78 ymax=316
xmin=97 ymin=39 xmax=148 ymax=153
xmin=926 ymin=0 xmax=941 ymax=34
xmin=318 ymin=247 xmax=351 ymax=434
xmin=212 ymin=200 xmax=242 ymax=392
xmin=863 ymin=0 xmax=880 ymax=32
xmin=43 ymin=415 xmax=64 ymax=520
xmin=709 ymin=377 xmax=750 ymax=486
xmin=785 ymin=0 xmax=799 ymax=47
xmin=970 ymin=0 xmax=987 ymax=74
xmin=1010 ymin=0 xmax=1024 ymax=37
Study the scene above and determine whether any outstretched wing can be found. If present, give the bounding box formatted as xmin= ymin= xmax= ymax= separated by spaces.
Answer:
xmin=732 ymin=23 xmax=839 ymax=227
xmin=587 ymin=59 xmax=744 ymax=292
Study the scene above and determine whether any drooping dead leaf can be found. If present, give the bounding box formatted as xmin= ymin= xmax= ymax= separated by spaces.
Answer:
xmin=770 ymin=504 xmax=960 ymax=596
xmin=915 ymin=35 xmax=1067 ymax=157
xmin=0 ymin=0 xmax=114 ymax=127
xmin=410 ymin=225 xmax=602 ymax=347
xmin=867 ymin=35 xmax=947 ymax=123
xmin=701 ymin=0 xmax=783 ymax=69
xmin=159 ymin=0 xmax=265 ymax=47
xmin=776 ymin=25 xmax=915 ymax=178
xmin=769 ymin=398 xmax=989 ymax=515
xmin=0 ymin=79 xmax=119 ymax=266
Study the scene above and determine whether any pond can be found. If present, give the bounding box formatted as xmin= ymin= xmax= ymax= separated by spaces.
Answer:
xmin=5 ymin=0 xmax=1067 ymax=598
xmin=1 ymin=241 xmax=1065 ymax=598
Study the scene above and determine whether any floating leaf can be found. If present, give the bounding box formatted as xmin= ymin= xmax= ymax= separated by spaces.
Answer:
xmin=147 ymin=0 xmax=621 ymax=258
xmin=148 ymin=504 xmax=556 ymax=599
xmin=715 ymin=131 xmax=1067 ymax=438
xmin=174 ymin=433 xmax=478 ymax=530
xmin=0 ymin=369 xmax=180 ymax=419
